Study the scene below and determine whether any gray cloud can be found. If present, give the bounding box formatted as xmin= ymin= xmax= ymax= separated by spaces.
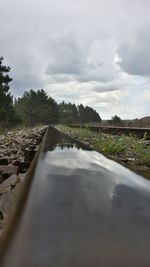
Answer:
xmin=46 ymin=36 xmax=117 ymax=84
xmin=0 ymin=0 xmax=150 ymax=118
xmin=92 ymin=83 xmax=121 ymax=93
xmin=46 ymin=37 xmax=85 ymax=75
xmin=11 ymin=74 xmax=45 ymax=96
xmin=118 ymin=28 xmax=150 ymax=76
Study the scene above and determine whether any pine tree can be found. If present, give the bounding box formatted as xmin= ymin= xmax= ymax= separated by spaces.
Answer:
xmin=0 ymin=57 xmax=14 ymax=124
xmin=15 ymin=89 xmax=59 ymax=126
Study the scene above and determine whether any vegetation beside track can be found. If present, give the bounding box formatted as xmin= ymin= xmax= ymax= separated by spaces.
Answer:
xmin=57 ymin=125 xmax=150 ymax=179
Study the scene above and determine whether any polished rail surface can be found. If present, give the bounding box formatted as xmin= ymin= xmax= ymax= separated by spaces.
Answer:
xmin=1 ymin=126 xmax=150 ymax=266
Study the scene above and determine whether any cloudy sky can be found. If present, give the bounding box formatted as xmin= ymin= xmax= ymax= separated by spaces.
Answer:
xmin=0 ymin=0 xmax=150 ymax=119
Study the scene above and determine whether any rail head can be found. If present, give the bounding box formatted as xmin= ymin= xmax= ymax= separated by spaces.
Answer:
xmin=1 ymin=126 xmax=150 ymax=266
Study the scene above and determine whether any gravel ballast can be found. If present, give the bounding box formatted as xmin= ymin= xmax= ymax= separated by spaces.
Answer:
xmin=0 ymin=126 xmax=47 ymax=235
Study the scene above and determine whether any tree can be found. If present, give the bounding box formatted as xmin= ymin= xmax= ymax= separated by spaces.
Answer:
xmin=59 ymin=101 xmax=101 ymax=124
xmin=78 ymin=104 xmax=101 ymax=123
xmin=111 ymin=115 xmax=124 ymax=126
xmin=59 ymin=101 xmax=79 ymax=124
xmin=0 ymin=57 xmax=14 ymax=125
xmin=15 ymin=89 xmax=59 ymax=126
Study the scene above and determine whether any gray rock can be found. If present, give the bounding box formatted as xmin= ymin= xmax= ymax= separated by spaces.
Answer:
xmin=18 ymin=173 xmax=26 ymax=182
xmin=0 ymin=174 xmax=20 ymax=194
xmin=0 ymin=165 xmax=18 ymax=179
xmin=0 ymin=126 xmax=46 ymax=233
xmin=0 ymin=175 xmax=3 ymax=184
xmin=84 ymin=141 xmax=90 ymax=146
xmin=143 ymin=140 xmax=150 ymax=147
xmin=17 ymin=161 xmax=30 ymax=173
xmin=122 ymin=157 xmax=135 ymax=163
xmin=11 ymin=159 xmax=21 ymax=166
xmin=24 ymin=148 xmax=36 ymax=162
xmin=0 ymin=182 xmax=23 ymax=220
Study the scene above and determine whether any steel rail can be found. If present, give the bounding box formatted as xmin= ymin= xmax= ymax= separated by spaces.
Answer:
xmin=68 ymin=124 xmax=150 ymax=138
xmin=1 ymin=125 xmax=150 ymax=266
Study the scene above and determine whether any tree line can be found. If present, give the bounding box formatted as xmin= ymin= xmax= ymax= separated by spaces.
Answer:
xmin=15 ymin=90 xmax=102 ymax=125
xmin=0 ymin=57 xmax=101 ymax=127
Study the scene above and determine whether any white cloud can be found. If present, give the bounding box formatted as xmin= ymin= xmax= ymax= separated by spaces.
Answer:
xmin=140 ymin=89 xmax=150 ymax=102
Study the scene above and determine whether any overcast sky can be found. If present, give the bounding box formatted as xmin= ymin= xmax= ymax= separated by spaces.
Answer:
xmin=0 ymin=0 xmax=150 ymax=119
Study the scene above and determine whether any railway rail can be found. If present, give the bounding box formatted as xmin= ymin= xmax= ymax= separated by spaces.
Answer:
xmin=1 ymin=126 xmax=150 ymax=266
xmin=68 ymin=124 xmax=150 ymax=138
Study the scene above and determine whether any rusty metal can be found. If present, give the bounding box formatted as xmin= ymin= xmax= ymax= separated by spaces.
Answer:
xmin=68 ymin=124 xmax=150 ymax=138
xmin=1 ymin=126 xmax=150 ymax=266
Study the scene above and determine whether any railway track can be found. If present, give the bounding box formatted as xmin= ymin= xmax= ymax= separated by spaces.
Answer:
xmin=1 ymin=126 xmax=150 ymax=266
xmin=68 ymin=124 xmax=150 ymax=138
